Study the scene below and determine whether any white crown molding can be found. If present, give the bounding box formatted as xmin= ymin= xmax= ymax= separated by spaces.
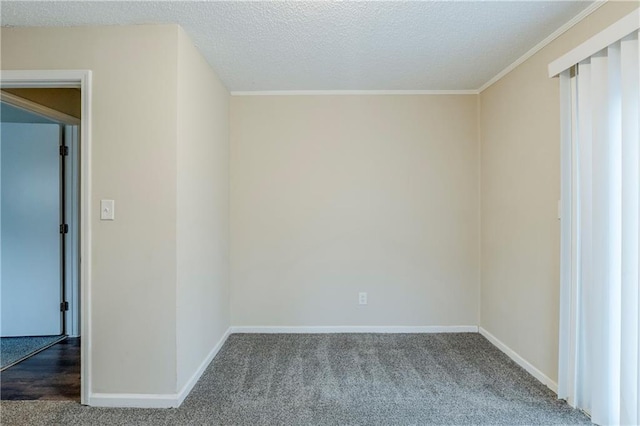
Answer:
xmin=479 ymin=327 xmax=558 ymax=393
xmin=229 ymin=325 xmax=479 ymax=333
xmin=231 ymin=90 xmax=479 ymax=96
xmin=478 ymin=0 xmax=607 ymax=93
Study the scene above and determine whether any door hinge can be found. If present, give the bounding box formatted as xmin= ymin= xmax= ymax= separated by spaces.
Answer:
xmin=60 ymin=145 xmax=69 ymax=156
xmin=60 ymin=224 xmax=69 ymax=234
xmin=60 ymin=301 xmax=69 ymax=312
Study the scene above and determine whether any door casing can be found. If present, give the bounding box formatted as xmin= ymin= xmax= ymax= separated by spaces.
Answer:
xmin=1 ymin=70 xmax=92 ymax=405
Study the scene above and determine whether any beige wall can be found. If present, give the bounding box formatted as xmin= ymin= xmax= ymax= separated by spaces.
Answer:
xmin=1 ymin=24 xmax=231 ymax=398
xmin=1 ymin=25 xmax=180 ymax=395
xmin=230 ymin=95 xmax=480 ymax=327
xmin=176 ymin=28 xmax=230 ymax=390
xmin=479 ymin=1 xmax=639 ymax=384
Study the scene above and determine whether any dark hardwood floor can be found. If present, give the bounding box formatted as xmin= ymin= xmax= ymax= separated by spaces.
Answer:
xmin=0 ymin=337 xmax=80 ymax=401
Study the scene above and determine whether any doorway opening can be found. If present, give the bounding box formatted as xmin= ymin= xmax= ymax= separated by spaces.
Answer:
xmin=0 ymin=90 xmax=80 ymax=399
xmin=0 ymin=72 xmax=91 ymax=404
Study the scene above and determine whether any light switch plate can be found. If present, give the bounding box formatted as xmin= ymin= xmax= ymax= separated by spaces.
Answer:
xmin=101 ymin=200 xmax=115 ymax=220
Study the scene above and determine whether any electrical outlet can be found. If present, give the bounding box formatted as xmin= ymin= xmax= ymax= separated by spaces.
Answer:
xmin=359 ymin=292 xmax=367 ymax=305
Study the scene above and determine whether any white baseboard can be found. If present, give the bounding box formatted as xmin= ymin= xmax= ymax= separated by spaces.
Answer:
xmin=88 ymin=327 xmax=232 ymax=409
xmin=94 ymin=325 xmax=556 ymax=408
xmin=229 ymin=325 xmax=478 ymax=334
xmin=479 ymin=327 xmax=558 ymax=393
xmin=176 ymin=327 xmax=231 ymax=406
xmin=87 ymin=392 xmax=179 ymax=409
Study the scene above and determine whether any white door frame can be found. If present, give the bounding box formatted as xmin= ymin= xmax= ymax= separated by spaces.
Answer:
xmin=1 ymin=70 xmax=92 ymax=405
xmin=64 ymin=124 xmax=81 ymax=337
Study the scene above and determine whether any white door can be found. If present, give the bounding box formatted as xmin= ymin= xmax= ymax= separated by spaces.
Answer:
xmin=1 ymin=123 xmax=62 ymax=336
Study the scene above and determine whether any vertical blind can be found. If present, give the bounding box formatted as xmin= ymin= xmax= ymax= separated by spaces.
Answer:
xmin=557 ymin=26 xmax=639 ymax=426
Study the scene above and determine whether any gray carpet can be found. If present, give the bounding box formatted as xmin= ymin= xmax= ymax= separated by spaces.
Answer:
xmin=0 ymin=335 xmax=66 ymax=371
xmin=0 ymin=333 xmax=590 ymax=425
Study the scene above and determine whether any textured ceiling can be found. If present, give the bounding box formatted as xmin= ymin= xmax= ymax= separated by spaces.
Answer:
xmin=1 ymin=1 xmax=593 ymax=91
